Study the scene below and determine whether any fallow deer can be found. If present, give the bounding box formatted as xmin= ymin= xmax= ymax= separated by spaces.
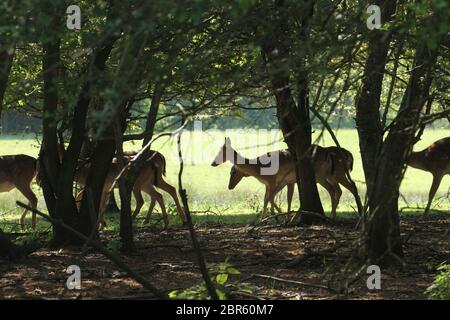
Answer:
xmin=212 ymin=138 xmax=356 ymax=219
xmin=228 ymin=145 xmax=355 ymax=219
xmin=0 ymin=155 xmax=38 ymax=228
xmin=407 ymin=136 xmax=450 ymax=217
xmin=74 ymin=150 xmax=185 ymax=229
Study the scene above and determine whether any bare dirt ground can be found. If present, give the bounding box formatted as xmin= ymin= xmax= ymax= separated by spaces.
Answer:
xmin=1 ymin=214 xmax=449 ymax=300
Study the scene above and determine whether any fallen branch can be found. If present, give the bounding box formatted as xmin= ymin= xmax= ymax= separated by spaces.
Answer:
xmin=289 ymin=211 xmax=335 ymax=226
xmin=248 ymin=273 xmax=337 ymax=293
xmin=16 ymin=201 xmax=167 ymax=299
xmin=260 ymin=212 xmax=290 ymax=224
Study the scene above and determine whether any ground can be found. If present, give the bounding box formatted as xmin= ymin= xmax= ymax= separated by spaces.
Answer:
xmin=1 ymin=212 xmax=448 ymax=300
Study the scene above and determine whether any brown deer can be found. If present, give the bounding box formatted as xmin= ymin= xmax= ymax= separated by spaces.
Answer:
xmin=74 ymin=150 xmax=185 ymax=229
xmin=0 ymin=155 xmax=38 ymax=229
xmin=407 ymin=137 xmax=450 ymax=217
xmin=212 ymin=138 xmax=357 ymax=219
xmin=226 ymin=146 xmax=356 ymax=219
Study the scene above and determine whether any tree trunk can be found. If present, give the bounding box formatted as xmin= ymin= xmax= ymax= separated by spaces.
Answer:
xmin=261 ymin=1 xmax=324 ymax=223
xmin=77 ymin=134 xmax=117 ymax=238
xmin=355 ymin=0 xmax=397 ymax=197
xmin=0 ymin=49 xmax=14 ymax=121
xmin=38 ymin=1 xmax=81 ymax=245
xmin=40 ymin=39 xmax=74 ymax=244
xmin=366 ymin=38 xmax=440 ymax=265
xmin=105 ymin=192 xmax=120 ymax=213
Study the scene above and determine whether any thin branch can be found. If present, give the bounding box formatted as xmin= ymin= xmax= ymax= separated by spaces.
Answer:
xmin=176 ymin=119 xmax=219 ymax=300
xmin=248 ymin=274 xmax=337 ymax=293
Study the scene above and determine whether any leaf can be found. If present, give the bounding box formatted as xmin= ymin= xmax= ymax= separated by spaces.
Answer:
xmin=216 ymin=273 xmax=228 ymax=285
xmin=216 ymin=289 xmax=227 ymax=300
xmin=227 ymin=267 xmax=240 ymax=275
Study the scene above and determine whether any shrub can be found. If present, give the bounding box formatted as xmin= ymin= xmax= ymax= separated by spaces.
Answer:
xmin=425 ymin=263 xmax=450 ymax=300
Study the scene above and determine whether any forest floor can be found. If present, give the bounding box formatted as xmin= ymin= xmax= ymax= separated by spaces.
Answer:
xmin=0 ymin=213 xmax=449 ymax=300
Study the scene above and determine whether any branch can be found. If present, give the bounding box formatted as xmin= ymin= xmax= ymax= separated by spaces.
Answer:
xmin=248 ymin=274 xmax=337 ymax=293
xmin=176 ymin=119 xmax=219 ymax=300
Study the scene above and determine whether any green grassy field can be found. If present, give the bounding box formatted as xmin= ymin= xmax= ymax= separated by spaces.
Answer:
xmin=0 ymin=128 xmax=449 ymax=230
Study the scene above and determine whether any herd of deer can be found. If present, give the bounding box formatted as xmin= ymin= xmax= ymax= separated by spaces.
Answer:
xmin=0 ymin=137 xmax=449 ymax=229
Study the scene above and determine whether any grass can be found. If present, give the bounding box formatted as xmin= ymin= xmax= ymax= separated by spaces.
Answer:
xmin=0 ymin=128 xmax=449 ymax=231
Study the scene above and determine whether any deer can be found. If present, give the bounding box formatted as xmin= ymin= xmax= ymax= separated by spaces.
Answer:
xmin=228 ymin=147 xmax=356 ymax=219
xmin=407 ymin=136 xmax=450 ymax=217
xmin=211 ymin=138 xmax=357 ymax=219
xmin=0 ymin=155 xmax=38 ymax=229
xmin=73 ymin=150 xmax=185 ymax=229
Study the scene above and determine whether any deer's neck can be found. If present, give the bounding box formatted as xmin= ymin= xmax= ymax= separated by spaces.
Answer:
xmin=230 ymin=150 xmax=264 ymax=178
xmin=408 ymin=150 xmax=428 ymax=171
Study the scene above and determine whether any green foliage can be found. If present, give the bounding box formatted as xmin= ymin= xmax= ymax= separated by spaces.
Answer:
xmin=103 ymin=237 xmax=121 ymax=254
xmin=169 ymin=258 xmax=254 ymax=300
xmin=15 ymin=230 xmax=51 ymax=251
xmin=425 ymin=263 xmax=450 ymax=300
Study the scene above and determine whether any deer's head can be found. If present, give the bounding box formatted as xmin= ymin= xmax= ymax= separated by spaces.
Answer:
xmin=228 ymin=165 xmax=248 ymax=190
xmin=211 ymin=137 xmax=234 ymax=167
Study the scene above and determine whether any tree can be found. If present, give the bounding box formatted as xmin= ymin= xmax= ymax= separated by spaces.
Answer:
xmin=260 ymin=0 xmax=325 ymax=223
xmin=356 ymin=0 xmax=448 ymax=265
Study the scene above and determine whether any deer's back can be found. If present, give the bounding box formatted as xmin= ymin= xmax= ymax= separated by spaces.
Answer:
xmin=0 ymin=155 xmax=36 ymax=191
xmin=425 ymin=137 xmax=450 ymax=173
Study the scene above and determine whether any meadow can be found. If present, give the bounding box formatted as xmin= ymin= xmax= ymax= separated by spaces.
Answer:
xmin=0 ymin=128 xmax=449 ymax=231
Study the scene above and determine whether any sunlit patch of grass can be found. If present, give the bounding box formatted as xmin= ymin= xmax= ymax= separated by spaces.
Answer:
xmin=0 ymin=129 xmax=449 ymax=232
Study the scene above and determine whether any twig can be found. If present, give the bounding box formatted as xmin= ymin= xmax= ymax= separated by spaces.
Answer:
xmin=15 ymin=201 xmax=167 ymax=299
xmin=176 ymin=120 xmax=219 ymax=300
xmin=248 ymin=273 xmax=337 ymax=293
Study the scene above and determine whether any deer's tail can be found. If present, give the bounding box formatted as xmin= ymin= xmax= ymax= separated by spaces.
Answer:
xmin=345 ymin=150 xmax=354 ymax=172
xmin=161 ymin=154 xmax=166 ymax=177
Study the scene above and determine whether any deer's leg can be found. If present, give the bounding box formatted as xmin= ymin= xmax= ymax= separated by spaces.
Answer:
xmin=331 ymin=182 xmax=342 ymax=218
xmin=270 ymin=195 xmax=283 ymax=214
xmin=262 ymin=186 xmax=270 ymax=219
xmin=132 ymin=187 xmax=144 ymax=219
xmin=286 ymin=183 xmax=295 ymax=221
xmin=334 ymin=170 xmax=363 ymax=215
xmin=319 ymin=179 xmax=340 ymax=219
xmin=98 ymin=191 xmax=109 ymax=230
xmin=144 ymin=186 xmax=168 ymax=228
xmin=155 ymin=178 xmax=185 ymax=225
xmin=336 ymin=173 xmax=358 ymax=196
xmin=145 ymin=198 xmax=157 ymax=224
xmin=271 ymin=192 xmax=284 ymax=213
xmin=16 ymin=183 xmax=38 ymax=229
xmin=269 ymin=183 xmax=286 ymax=223
xmin=424 ymin=173 xmax=443 ymax=218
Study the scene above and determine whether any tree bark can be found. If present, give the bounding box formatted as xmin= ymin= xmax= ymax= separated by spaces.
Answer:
xmin=0 ymin=49 xmax=14 ymax=121
xmin=366 ymin=40 xmax=440 ymax=265
xmin=355 ymin=0 xmax=397 ymax=197
xmin=40 ymin=39 xmax=71 ymax=243
xmin=38 ymin=0 xmax=108 ymax=246
xmin=38 ymin=1 xmax=81 ymax=245
xmin=262 ymin=1 xmax=324 ymax=223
